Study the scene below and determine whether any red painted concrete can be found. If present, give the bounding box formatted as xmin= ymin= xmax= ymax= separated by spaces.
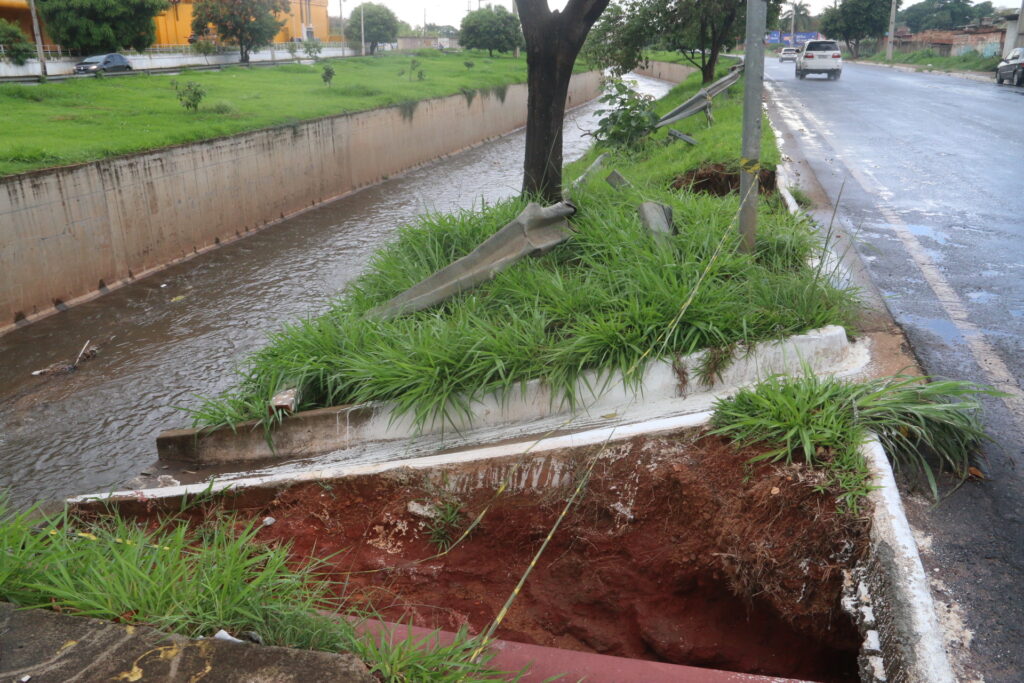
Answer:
xmin=355 ymin=619 xmax=808 ymax=682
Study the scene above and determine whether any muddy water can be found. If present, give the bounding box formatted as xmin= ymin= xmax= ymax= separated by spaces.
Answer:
xmin=0 ymin=74 xmax=673 ymax=508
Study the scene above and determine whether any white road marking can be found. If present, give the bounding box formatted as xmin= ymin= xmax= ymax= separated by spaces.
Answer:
xmin=766 ymin=79 xmax=1024 ymax=418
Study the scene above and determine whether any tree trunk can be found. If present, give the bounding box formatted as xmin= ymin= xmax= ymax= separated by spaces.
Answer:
xmin=240 ymin=43 xmax=250 ymax=64
xmin=518 ymin=0 xmax=610 ymax=204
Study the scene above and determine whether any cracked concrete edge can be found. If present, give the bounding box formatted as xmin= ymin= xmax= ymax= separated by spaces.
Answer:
xmin=862 ymin=438 xmax=956 ymax=683
xmin=151 ymin=324 xmax=862 ymax=468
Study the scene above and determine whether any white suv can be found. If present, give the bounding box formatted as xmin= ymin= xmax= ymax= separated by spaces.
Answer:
xmin=796 ymin=40 xmax=843 ymax=80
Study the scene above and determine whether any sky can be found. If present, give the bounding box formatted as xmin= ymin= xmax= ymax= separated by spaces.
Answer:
xmin=325 ymin=0 xmax=1017 ymax=33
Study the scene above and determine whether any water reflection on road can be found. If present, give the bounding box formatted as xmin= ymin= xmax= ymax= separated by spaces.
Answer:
xmin=0 ymin=74 xmax=673 ymax=507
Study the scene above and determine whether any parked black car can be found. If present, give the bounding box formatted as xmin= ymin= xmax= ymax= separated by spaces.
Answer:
xmin=996 ymin=47 xmax=1023 ymax=86
xmin=74 ymin=54 xmax=132 ymax=74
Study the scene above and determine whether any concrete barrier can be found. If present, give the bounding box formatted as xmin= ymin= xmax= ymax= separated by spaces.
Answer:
xmin=0 ymin=71 xmax=602 ymax=334
xmin=634 ymin=60 xmax=697 ymax=84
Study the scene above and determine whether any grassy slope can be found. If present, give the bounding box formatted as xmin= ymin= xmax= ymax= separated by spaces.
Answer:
xmin=0 ymin=51 xmax=528 ymax=177
xmin=188 ymin=67 xmax=857 ymax=431
xmin=865 ymin=48 xmax=999 ymax=73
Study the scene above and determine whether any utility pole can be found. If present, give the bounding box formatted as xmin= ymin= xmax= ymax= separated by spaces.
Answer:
xmin=360 ymin=4 xmax=365 ymax=56
xmin=885 ymin=0 xmax=898 ymax=60
xmin=738 ymin=0 xmax=767 ymax=253
xmin=26 ymin=0 xmax=47 ymax=78
xmin=1017 ymin=0 xmax=1024 ymax=49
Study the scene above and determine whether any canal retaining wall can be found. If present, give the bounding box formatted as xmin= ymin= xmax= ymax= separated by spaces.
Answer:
xmin=0 ymin=70 xmax=602 ymax=334
xmin=634 ymin=60 xmax=697 ymax=84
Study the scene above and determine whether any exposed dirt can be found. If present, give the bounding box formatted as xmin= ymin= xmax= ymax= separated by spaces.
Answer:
xmin=111 ymin=430 xmax=868 ymax=681
xmin=671 ymin=163 xmax=777 ymax=196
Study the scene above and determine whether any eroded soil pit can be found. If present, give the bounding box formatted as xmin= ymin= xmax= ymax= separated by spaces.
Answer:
xmin=672 ymin=163 xmax=778 ymax=196
xmin=107 ymin=429 xmax=868 ymax=681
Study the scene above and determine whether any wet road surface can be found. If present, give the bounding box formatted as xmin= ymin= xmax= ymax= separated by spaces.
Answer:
xmin=765 ymin=59 xmax=1023 ymax=682
xmin=0 ymin=74 xmax=673 ymax=509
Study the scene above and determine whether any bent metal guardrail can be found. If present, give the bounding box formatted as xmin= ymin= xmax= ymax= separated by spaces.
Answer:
xmin=655 ymin=61 xmax=745 ymax=128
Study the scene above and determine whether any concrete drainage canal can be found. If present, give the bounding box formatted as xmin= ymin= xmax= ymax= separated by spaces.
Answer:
xmin=87 ymin=427 xmax=869 ymax=682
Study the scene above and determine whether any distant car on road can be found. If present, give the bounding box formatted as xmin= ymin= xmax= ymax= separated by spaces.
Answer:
xmin=779 ymin=47 xmax=798 ymax=62
xmin=996 ymin=47 xmax=1023 ymax=86
xmin=796 ymin=40 xmax=842 ymax=80
xmin=74 ymin=54 xmax=132 ymax=75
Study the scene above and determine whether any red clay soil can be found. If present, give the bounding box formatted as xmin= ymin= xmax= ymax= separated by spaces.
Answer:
xmin=671 ymin=164 xmax=777 ymax=196
xmin=116 ymin=430 xmax=869 ymax=682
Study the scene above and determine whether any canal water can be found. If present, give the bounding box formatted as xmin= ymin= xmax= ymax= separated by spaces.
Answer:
xmin=0 ymin=74 xmax=673 ymax=508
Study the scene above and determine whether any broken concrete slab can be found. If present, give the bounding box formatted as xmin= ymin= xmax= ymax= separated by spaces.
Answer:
xmin=0 ymin=602 xmax=374 ymax=683
xmin=367 ymin=201 xmax=576 ymax=321
xmin=637 ymin=201 xmax=675 ymax=237
xmin=604 ymin=170 xmax=632 ymax=189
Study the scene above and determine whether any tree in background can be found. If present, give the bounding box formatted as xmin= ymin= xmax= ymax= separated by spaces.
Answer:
xmin=581 ymin=1 xmax=650 ymax=75
xmin=343 ymin=3 xmax=398 ymax=54
xmin=459 ymin=6 xmax=523 ymax=57
xmin=781 ymin=1 xmax=813 ymax=31
xmin=820 ymin=0 xmax=893 ymax=57
xmin=517 ymin=0 xmax=611 ymax=202
xmin=898 ymin=0 xmax=986 ymax=33
xmin=37 ymin=0 xmax=168 ymax=54
xmin=191 ymin=0 xmax=288 ymax=63
xmin=0 ymin=19 xmax=34 ymax=65
xmin=424 ymin=23 xmax=459 ymax=38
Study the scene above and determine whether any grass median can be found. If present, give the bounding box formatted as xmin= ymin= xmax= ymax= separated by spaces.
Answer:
xmin=865 ymin=48 xmax=999 ymax=73
xmin=0 ymin=51 xmax=530 ymax=177
xmin=186 ymin=66 xmax=860 ymax=433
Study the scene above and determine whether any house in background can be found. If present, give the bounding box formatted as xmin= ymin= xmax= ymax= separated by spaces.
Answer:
xmin=0 ymin=0 xmax=329 ymax=51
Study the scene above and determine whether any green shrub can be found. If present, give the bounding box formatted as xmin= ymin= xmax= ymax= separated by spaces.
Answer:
xmin=172 ymin=80 xmax=206 ymax=113
xmin=0 ymin=18 xmax=34 ymax=66
xmin=592 ymin=78 xmax=658 ymax=150
xmin=321 ymin=63 xmax=335 ymax=86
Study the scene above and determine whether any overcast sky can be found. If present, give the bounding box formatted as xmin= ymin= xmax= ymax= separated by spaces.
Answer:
xmin=326 ymin=0 xmax=1016 ymax=33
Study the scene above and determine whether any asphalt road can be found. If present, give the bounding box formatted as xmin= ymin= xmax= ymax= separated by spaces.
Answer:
xmin=765 ymin=59 xmax=1023 ymax=681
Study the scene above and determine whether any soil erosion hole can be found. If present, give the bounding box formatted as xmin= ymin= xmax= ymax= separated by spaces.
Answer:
xmin=672 ymin=163 xmax=777 ymax=197
xmin=114 ymin=430 xmax=865 ymax=681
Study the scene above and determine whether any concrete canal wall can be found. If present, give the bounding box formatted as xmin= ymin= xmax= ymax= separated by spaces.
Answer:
xmin=0 ymin=71 xmax=602 ymax=334
xmin=634 ymin=60 xmax=696 ymax=84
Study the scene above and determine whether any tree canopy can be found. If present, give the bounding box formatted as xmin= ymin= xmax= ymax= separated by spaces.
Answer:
xmin=584 ymin=0 xmax=780 ymax=84
xmin=899 ymin=0 xmax=990 ymax=33
xmin=0 ymin=19 xmax=34 ymax=65
xmin=344 ymin=3 xmax=399 ymax=54
xmin=820 ymin=0 xmax=892 ymax=57
xmin=37 ymin=0 xmax=168 ymax=55
xmin=459 ymin=6 xmax=523 ymax=57
xmin=192 ymin=0 xmax=288 ymax=63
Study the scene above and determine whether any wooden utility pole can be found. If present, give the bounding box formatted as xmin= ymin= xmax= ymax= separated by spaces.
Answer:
xmin=738 ymin=0 xmax=767 ymax=253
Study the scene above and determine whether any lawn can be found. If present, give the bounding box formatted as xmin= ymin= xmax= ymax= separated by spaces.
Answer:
xmin=0 ymin=51 xmax=530 ymax=177
xmin=187 ymin=67 xmax=856 ymax=433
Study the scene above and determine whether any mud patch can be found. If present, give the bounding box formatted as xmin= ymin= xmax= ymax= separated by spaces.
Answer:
xmin=672 ymin=163 xmax=777 ymax=196
xmin=102 ymin=430 xmax=867 ymax=681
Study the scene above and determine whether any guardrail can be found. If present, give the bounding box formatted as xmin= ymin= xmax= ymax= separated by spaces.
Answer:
xmin=656 ymin=61 xmax=745 ymax=128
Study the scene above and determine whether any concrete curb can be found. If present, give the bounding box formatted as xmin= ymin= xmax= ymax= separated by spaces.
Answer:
xmin=156 ymin=325 xmax=858 ymax=467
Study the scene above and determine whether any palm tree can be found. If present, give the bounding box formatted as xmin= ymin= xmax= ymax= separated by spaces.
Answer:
xmin=781 ymin=1 xmax=812 ymax=33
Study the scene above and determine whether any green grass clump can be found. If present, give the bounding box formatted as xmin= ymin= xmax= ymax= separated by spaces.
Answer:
xmin=187 ymin=66 xmax=855 ymax=433
xmin=866 ymin=48 xmax=1000 ymax=73
xmin=0 ymin=51 xmax=532 ymax=177
xmin=0 ymin=499 xmax=514 ymax=682
xmin=709 ymin=369 xmax=995 ymax=510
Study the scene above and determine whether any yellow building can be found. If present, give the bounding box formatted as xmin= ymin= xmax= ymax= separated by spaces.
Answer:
xmin=155 ymin=0 xmax=330 ymax=46
xmin=0 ymin=0 xmax=329 ymax=50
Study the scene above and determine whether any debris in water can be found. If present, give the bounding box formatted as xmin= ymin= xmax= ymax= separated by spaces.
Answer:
xmin=156 ymin=475 xmax=180 ymax=487
xmin=30 ymin=340 xmax=98 ymax=376
xmin=170 ymin=295 xmax=186 ymax=302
